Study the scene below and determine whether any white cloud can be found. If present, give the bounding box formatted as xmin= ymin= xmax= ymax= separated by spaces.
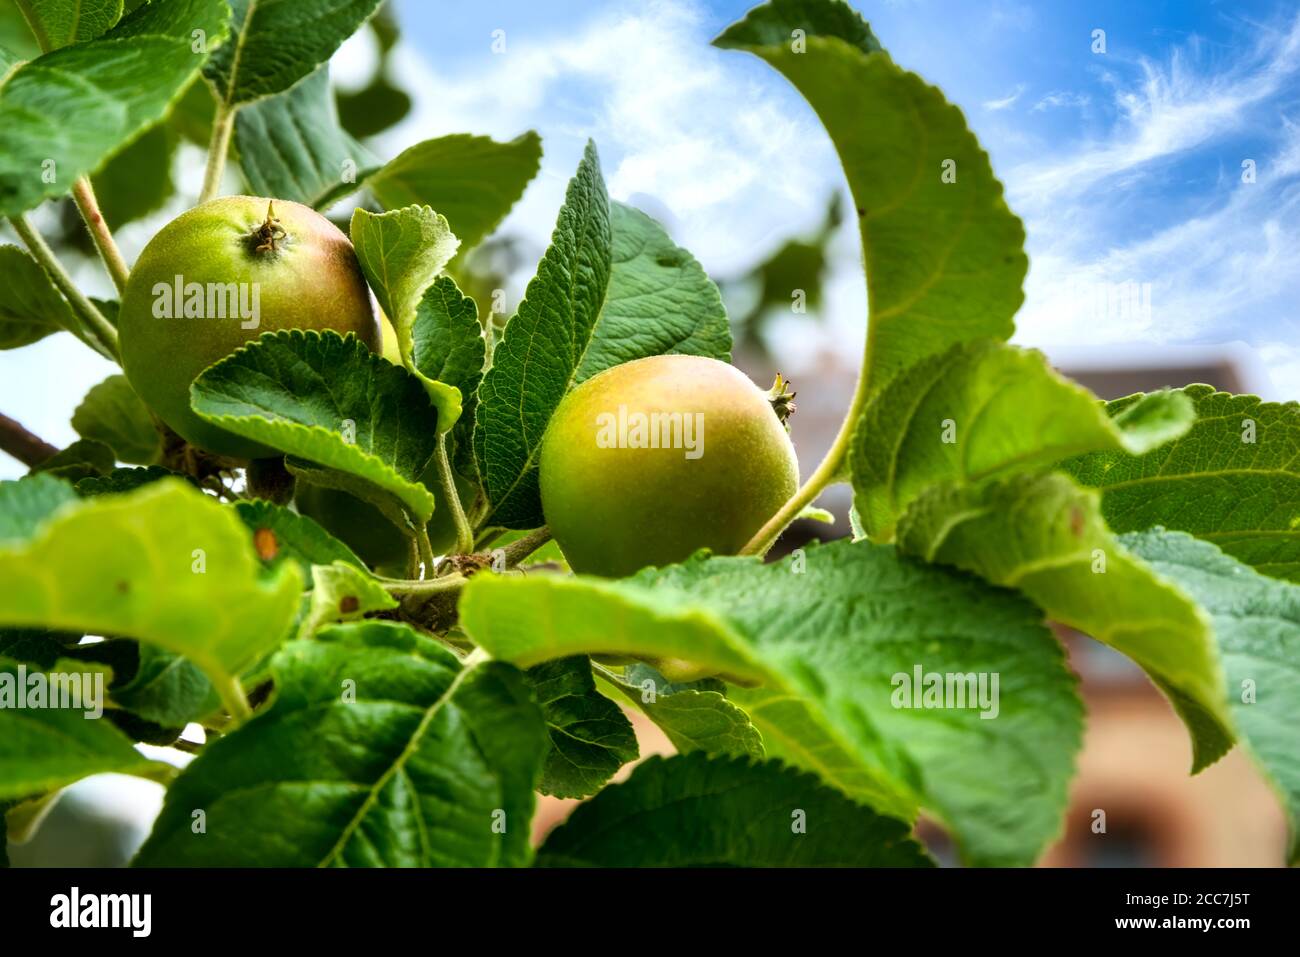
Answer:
xmin=1030 ymin=90 xmax=1090 ymax=112
xmin=983 ymin=84 xmax=1026 ymax=111
xmin=1009 ymin=13 xmax=1300 ymax=206
xmin=1006 ymin=12 xmax=1300 ymax=394
xmin=377 ymin=0 xmax=840 ymax=276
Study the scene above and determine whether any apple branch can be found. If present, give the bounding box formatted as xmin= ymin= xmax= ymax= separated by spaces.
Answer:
xmin=0 ymin=412 xmax=59 ymax=467
xmin=71 ymin=177 xmax=130 ymax=294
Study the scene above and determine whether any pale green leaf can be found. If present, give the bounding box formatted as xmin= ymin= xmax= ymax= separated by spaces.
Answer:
xmin=1122 ymin=529 xmax=1300 ymax=865
xmin=350 ymin=205 xmax=464 ymax=429
xmin=462 ymin=539 xmax=1083 ymax=866
xmin=595 ymin=665 xmax=763 ymax=758
xmin=0 ymin=478 xmax=303 ymax=687
xmin=296 ymin=561 xmax=396 ymax=640
xmin=852 ymin=341 xmax=1194 ymax=538
xmin=897 ymin=472 xmax=1233 ymax=769
xmin=715 ymin=0 xmax=1025 ymax=396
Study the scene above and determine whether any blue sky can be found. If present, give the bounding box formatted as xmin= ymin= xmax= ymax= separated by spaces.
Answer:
xmin=377 ymin=0 xmax=1300 ymax=387
xmin=2 ymin=0 xmax=1297 ymax=479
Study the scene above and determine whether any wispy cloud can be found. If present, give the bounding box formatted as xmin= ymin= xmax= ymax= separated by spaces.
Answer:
xmin=1031 ymin=90 xmax=1090 ymax=112
xmin=379 ymin=0 xmax=838 ymax=275
xmin=1006 ymin=10 xmax=1300 ymax=396
xmin=983 ymin=83 xmax=1026 ymax=111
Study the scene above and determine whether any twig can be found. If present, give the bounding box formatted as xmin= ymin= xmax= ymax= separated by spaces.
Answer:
xmin=433 ymin=432 xmax=474 ymax=555
xmin=71 ymin=178 xmax=129 ymax=294
xmin=9 ymin=214 xmax=120 ymax=362
xmin=0 ymin=412 xmax=58 ymax=467
xmin=199 ymin=104 xmax=235 ymax=204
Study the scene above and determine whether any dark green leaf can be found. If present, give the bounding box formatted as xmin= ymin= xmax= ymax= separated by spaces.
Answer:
xmin=236 ymin=63 xmax=379 ymax=209
xmin=134 ymin=620 xmax=548 ymax=866
xmin=0 ymin=0 xmax=231 ymax=218
xmin=526 ymin=656 xmax=638 ymax=799
xmin=204 ymin=0 xmax=382 ymax=107
xmin=367 ymin=131 xmax=543 ymax=252
xmin=473 ymin=141 xmax=612 ymax=528
xmin=537 ymin=753 xmax=932 ymax=867
xmin=0 ymin=245 xmax=75 ymax=349
xmin=70 ymin=374 xmax=160 ymax=465
xmin=576 ymin=202 xmax=732 ymax=383
xmin=190 ymin=330 xmax=441 ymax=522
xmin=1066 ymin=385 xmax=1300 ymax=583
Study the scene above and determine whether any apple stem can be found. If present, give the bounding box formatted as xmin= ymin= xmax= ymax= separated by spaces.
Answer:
xmin=199 ymin=104 xmax=236 ymax=205
xmin=433 ymin=432 xmax=475 ymax=556
xmin=71 ymin=178 xmax=130 ymax=294
xmin=9 ymin=213 xmax=120 ymax=362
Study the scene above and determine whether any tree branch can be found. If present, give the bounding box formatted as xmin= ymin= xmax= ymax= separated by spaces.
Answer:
xmin=0 ymin=412 xmax=59 ymax=467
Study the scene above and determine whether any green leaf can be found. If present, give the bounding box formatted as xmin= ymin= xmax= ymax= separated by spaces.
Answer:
xmin=134 ymin=620 xmax=547 ymax=866
xmin=462 ymin=538 xmax=1083 ymax=866
xmin=0 ymin=245 xmax=75 ymax=348
xmin=113 ymin=644 xmax=218 ymax=729
xmin=0 ymin=473 xmax=77 ymax=541
xmin=715 ymin=0 xmax=1025 ymax=396
xmin=0 ymin=656 xmax=153 ymax=800
xmin=75 ymin=465 xmax=194 ymax=497
xmin=575 ymin=201 xmax=732 ymax=383
xmin=0 ymin=478 xmax=302 ymax=693
xmin=851 ymin=341 xmax=1194 ymax=538
xmin=14 ymin=0 xmax=122 ymax=51
xmin=70 ymin=374 xmax=160 ymax=465
xmin=350 ymin=205 xmax=465 ymax=428
xmin=0 ymin=626 xmax=77 ymax=669
xmin=897 ymin=472 xmax=1233 ymax=769
xmin=0 ymin=0 xmax=231 ymax=218
xmin=190 ymin=330 xmax=440 ymax=523
xmin=236 ymin=62 xmax=379 ymax=209
xmin=1065 ymin=385 xmax=1300 ymax=583
xmin=203 ymin=0 xmax=382 ymax=108
xmin=409 ymin=275 xmax=486 ymax=449
xmin=88 ymin=121 xmax=175 ymax=229
xmin=234 ymin=500 xmax=365 ymax=579
xmin=525 ymin=656 xmax=638 ymax=799
xmin=536 ymin=753 xmax=931 ymax=867
xmin=367 ymin=131 xmax=543 ymax=253
xmin=30 ymin=438 xmax=114 ymax=480
xmin=296 ymin=561 xmax=396 ymax=640
xmin=473 ymin=141 xmax=613 ymax=528
xmin=595 ymin=665 xmax=764 ymax=758
xmin=1122 ymin=529 xmax=1300 ymax=865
